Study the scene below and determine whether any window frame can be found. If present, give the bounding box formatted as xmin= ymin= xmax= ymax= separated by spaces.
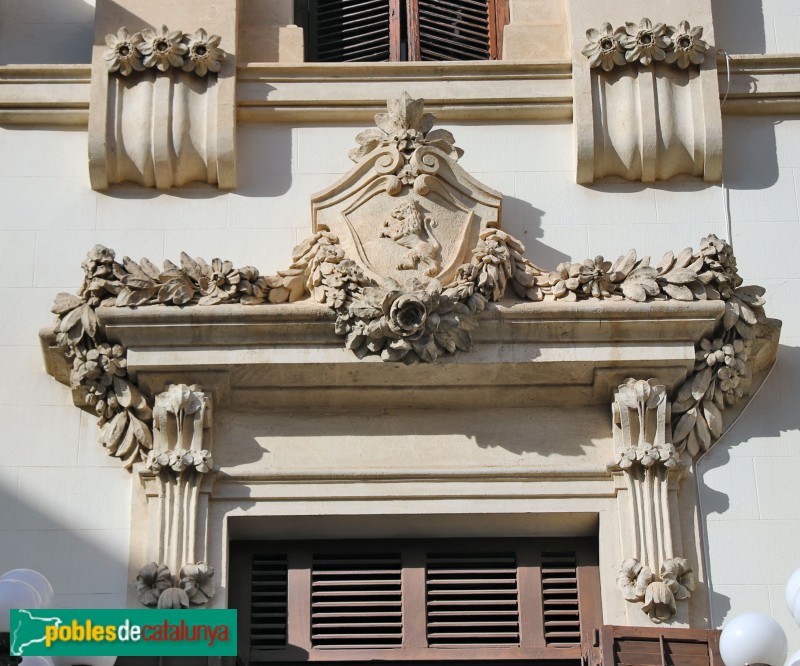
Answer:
xmin=229 ymin=536 xmax=602 ymax=664
xmin=296 ymin=0 xmax=510 ymax=63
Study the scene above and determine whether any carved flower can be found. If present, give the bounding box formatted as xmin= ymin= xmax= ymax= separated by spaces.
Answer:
xmin=661 ymin=557 xmax=696 ymax=601
xmin=138 ymin=25 xmax=188 ymax=72
xmin=168 ymin=448 xmax=190 ymax=473
xmin=71 ymin=344 xmax=126 ymax=409
xmin=184 ymin=449 xmax=214 ymax=474
xmin=655 ymin=443 xmax=680 ymax=469
xmin=180 ymin=562 xmax=215 ymax=605
xmin=642 ymin=580 xmax=677 ymax=623
xmin=582 ymin=23 xmax=627 ymax=71
xmin=157 ymin=586 xmax=190 ymax=609
xmin=81 ymin=244 xmax=117 ymax=279
xmin=621 ymin=18 xmax=670 ymax=66
xmin=636 ymin=442 xmax=659 ymax=467
xmin=388 ymin=292 xmax=431 ymax=339
xmin=104 ymin=28 xmax=145 ymax=76
xmin=617 ymin=558 xmax=653 ymax=601
xmin=666 ymin=21 xmax=709 ymax=69
xmin=181 ymin=29 xmax=225 ymax=76
xmin=163 ymin=383 xmax=203 ymax=416
xmin=136 ymin=562 xmax=172 ymax=606
xmin=198 ymin=258 xmax=239 ymax=305
xmin=614 ymin=446 xmax=638 ymax=470
xmin=145 ymin=449 xmax=170 ymax=474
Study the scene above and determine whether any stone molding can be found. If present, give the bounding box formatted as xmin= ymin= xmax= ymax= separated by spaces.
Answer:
xmin=3 ymin=55 xmax=800 ymax=127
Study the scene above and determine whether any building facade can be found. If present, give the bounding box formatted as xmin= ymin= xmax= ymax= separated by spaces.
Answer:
xmin=1 ymin=0 xmax=800 ymax=664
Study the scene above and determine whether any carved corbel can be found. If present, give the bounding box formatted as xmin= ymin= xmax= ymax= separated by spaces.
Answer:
xmin=135 ymin=384 xmax=216 ymax=608
xmin=88 ymin=0 xmax=237 ymax=190
xmin=573 ymin=16 xmax=722 ymax=183
xmin=611 ymin=378 xmax=697 ymax=623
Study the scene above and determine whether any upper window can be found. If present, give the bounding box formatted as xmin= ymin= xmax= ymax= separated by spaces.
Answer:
xmin=296 ymin=0 xmax=510 ymax=62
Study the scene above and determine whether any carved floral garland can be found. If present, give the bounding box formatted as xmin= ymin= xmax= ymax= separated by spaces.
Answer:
xmin=582 ymin=18 xmax=709 ymax=71
xmin=50 ymin=95 xmax=767 ymax=471
xmin=104 ymin=26 xmax=225 ymax=77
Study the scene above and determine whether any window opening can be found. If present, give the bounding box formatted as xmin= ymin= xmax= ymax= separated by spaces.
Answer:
xmin=302 ymin=0 xmax=508 ymax=62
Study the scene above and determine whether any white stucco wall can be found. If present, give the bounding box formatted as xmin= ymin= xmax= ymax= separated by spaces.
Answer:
xmin=1 ymin=117 xmax=799 ymax=653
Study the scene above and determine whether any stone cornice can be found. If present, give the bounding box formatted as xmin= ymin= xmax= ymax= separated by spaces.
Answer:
xmin=7 ymin=55 xmax=800 ymax=127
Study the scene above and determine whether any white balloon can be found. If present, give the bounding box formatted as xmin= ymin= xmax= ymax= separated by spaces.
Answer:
xmin=788 ymin=648 xmax=800 ymax=666
xmin=51 ymin=658 xmax=116 ymax=666
xmin=719 ymin=613 xmax=788 ymax=666
xmin=20 ymin=657 xmax=54 ymax=666
xmin=0 ymin=579 xmax=42 ymax=632
xmin=1 ymin=570 xmax=55 ymax=608
xmin=793 ymin=593 xmax=800 ymax=626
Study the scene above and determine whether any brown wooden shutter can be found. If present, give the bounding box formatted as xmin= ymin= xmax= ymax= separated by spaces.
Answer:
xmin=307 ymin=0 xmax=394 ymax=62
xmin=408 ymin=0 xmax=506 ymax=60
xmin=249 ymin=555 xmax=289 ymax=651
xmin=542 ymin=550 xmax=581 ymax=647
xmin=310 ymin=552 xmax=403 ymax=648
xmin=425 ymin=551 xmax=520 ymax=646
xmin=600 ymin=626 xmax=724 ymax=666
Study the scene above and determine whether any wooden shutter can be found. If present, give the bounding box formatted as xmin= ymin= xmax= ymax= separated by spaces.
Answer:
xmin=307 ymin=0 xmax=395 ymax=62
xmin=542 ymin=551 xmax=581 ymax=647
xmin=408 ymin=0 xmax=506 ymax=61
xmin=425 ymin=551 xmax=520 ymax=646
xmin=310 ymin=553 xmax=403 ymax=648
xmin=600 ymin=626 xmax=724 ymax=666
xmin=249 ymin=556 xmax=289 ymax=651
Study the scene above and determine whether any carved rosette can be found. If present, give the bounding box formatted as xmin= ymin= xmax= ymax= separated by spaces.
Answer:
xmin=611 ymin=378 xmax=697 ymax=623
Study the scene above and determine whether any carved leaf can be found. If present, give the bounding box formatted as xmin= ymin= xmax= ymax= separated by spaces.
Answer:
xmin=663 ymin=268 xmax=697 ymax=284
xmin=734 ymin=285 xmax=766 ymax=307
xmin=672 ymin=410 xmax=697 ymax=444
xmin=621 ymin=281 xmax=647 ymax=302
xmin=686 ymin=429 xmax=700 ymax=458
xmin=268 ymin=286 xmax=290 ymax=304
xmin=702 ymin=399 xmax=724 ymax=438
xmin=59 ymin=303 xmax=85 ymax=335
xmin=723 ymin=301 xmax=740 ymax=330
xmin=662 ymin=283 xmax=694 ymax=301
xmin=691 ymin=367 xmax=713 ymax=401
xmin=735 ymin=318 xmax=756 ymax=340
xmin=694 ymin=410 xmax=712 ymax=451
xmin=656 ymin=251 xmax=675 ymax=274
xmin=81 ymin=303 xmax=98 ymax=339
xmin=52 ymin=292 xmax=84 ymax=315
xmin=99 ymin=410 xmax=128 ymax=454
xmin=610 ymin=249 xmax=637 ymax=280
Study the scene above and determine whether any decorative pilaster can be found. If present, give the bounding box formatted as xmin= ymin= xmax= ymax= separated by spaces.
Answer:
xmin=611 ymin=378 xmax=697 ymax=623
xmin=135 ymin=384 xmax=216 ymax=608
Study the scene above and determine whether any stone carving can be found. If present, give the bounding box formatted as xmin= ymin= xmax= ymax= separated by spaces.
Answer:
xmin=145 ymin=384 xmax=214 ymax=583
xmin=136 ymin=561 xmax=215 ymax=608
xmin=670 ymin=236 xmax=767 ymax=459
xmin=50 ymin=96 xmax=767 ymax=466
xmin=103 ymin=26 xmax=225 ymax=77
xmin=582 ymin=19 xmax=709 ymax=71
xmin=575 ymin=19 xmax=719 ymax=183
xmin=611 ymin=378 xmax=697 ymax=623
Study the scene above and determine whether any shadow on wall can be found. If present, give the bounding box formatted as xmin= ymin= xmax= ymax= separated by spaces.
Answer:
xmin=503 ymin=195 xmax=571 ymax=269
xmin=698 ymin=343 xmax=800 ymax=624
xmin=0 ymin=0 xmax=95 ymax=64
xmin=0 ymin=471 xmax=130 ymax=609
xmin=711 ymin=0 xmax=767 ymax=55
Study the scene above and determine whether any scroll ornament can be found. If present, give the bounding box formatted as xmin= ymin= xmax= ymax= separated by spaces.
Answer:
xmin=104 ymin=26 xmax=225 ymax=77
xmin=48 ymin=94 xmax=767 ymax=469
xmin=582 ymin=18 xmax=709 ymax=71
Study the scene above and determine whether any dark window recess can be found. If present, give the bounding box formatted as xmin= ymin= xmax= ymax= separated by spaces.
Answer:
xmin=301 ymin=0 xmax=509 ymax=62
xmin=229 ymin=537 xmax=601 ymax=663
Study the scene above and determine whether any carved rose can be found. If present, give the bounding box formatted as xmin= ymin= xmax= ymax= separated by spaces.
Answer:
xmin=181 ymin=28 xmax=225 ymax=77
xmin=388 ymin=292 xmax=430 ymax=338
xmin=621 ymin=18 xmax=670 ymax=66
xmin=136 ymin=562 xmax=172 ymax=607
xmin=104 ymin=28 xmax=145 ymax=75
xmin=582 ymin=23 xmax=627 ymax=71
xmin=617 ymin=558 xmax=653 ymax=601
xmin=138 ymin=25 xmax=188 ymax=72
xmin=180 ymin=562 xmax=215 ymax=605
xmin=642 ymin=580 xmax=677 ymax=623
xmin=158 ymin=587 xmax=190 ymax=609
xmin=661 ymin=558 xmax=696 ymax=601
xmin=666 ymin=21 xmax=709 ymax=69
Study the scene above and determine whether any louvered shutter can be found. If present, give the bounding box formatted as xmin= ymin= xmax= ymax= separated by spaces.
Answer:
xmin=600 ymin=626 xmax=724 ymax=666
xmin=408 ymin=0 xmax=503 ymax=61
xmin=310 ymin=553 xmax=403 ymax=648
xmin=307 ymin=0 xmax=395 ymax=62
xmin=426 ymin=551 xmax=520 ymax=646
xmin=542 ymin=551 xmax=581 ymax=647
xmin=249 ymin=556 xmax=288 ymax=651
